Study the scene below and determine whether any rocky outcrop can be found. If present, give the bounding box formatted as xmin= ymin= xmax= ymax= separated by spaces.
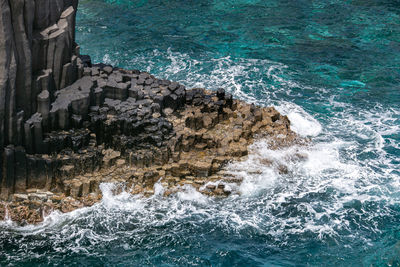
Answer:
xmin=0 ymin=0 xmax=84 ymax=198
xmin=0 ymin=1 xmax=306 ymax=224
xmin=0 ymin=62 xmax=306 ymax=224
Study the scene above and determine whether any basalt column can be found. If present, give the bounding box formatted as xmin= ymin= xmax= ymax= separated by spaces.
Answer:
xmin=0 ymin=0 xmax=84 ymax=199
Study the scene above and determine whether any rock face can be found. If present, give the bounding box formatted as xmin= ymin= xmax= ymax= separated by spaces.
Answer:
xmin=0 ymin=0 xmax=84 ymax=197
xmin=0 ymin=1 xmax=306 ymax=224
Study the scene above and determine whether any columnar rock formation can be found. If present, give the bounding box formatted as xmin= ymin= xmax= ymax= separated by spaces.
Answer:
xmin=0 ymin=0 xmax=84 ymax=198
xmin=0 ymin=1 xmax=304 ymax=224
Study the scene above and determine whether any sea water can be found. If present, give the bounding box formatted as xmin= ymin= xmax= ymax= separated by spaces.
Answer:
xmin=1 ymin=0 xmax=399 ymax=266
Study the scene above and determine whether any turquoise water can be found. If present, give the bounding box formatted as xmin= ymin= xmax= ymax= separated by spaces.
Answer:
xmin=1 ymin=0 xmax=400 ymax=266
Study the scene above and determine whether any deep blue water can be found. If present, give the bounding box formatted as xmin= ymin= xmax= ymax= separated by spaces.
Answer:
xmin=1 ymin=0 xmax=400 ymax=266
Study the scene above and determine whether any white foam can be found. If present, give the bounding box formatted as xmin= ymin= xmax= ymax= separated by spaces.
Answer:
xmin=0 ymin=205 xmax=14 ymax=227
xmin=274 ymin=101 xmax=322 ymax=137
xmin=176 ymin=185 xmax=209 ymax=205
xmin=100 ymin=182 xmax=145 ymax=211
xmin=153 ymin=179 xmax=165 ymax=196
xmin=102 ymin=53 xmax=119 ymax=66
xmin=286 ymin=111 xmax=322 ymax=136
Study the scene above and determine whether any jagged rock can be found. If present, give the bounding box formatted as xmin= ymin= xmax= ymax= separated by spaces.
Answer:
xmin=103 ymin=66 xmax=113 ymax=75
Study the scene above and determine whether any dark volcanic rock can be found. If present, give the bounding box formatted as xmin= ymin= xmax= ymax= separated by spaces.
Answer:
xmin=0 ymin=0 xmax=86 ymax=201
